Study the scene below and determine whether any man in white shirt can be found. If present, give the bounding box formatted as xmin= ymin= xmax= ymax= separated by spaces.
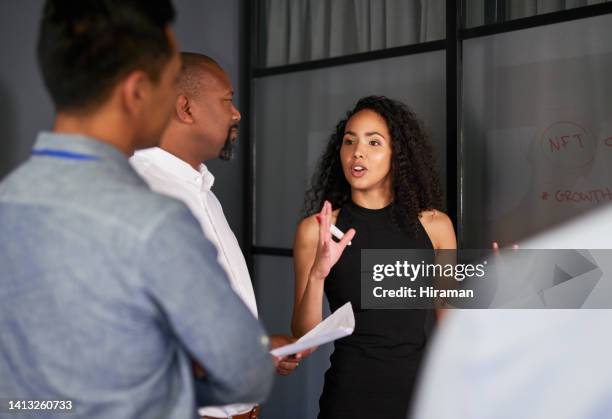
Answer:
xmin=131 ymin=52 xmax=304 ymax=419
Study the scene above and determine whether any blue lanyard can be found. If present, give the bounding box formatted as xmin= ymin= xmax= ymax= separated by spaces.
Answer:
xmin=32 ymin=148 xmax=100 ymax=161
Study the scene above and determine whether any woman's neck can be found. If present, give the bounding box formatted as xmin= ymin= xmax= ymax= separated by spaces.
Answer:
xmin=350 ymin=188 xmax=393 ymax=209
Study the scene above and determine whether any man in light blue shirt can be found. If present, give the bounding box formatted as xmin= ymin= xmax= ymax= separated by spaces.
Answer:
xmin=0 ymin=1 xmax=273 ymax=418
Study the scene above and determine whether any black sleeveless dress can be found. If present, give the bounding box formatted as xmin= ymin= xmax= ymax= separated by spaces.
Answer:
xmin=318 ymin=200 xmax=435 ymax=419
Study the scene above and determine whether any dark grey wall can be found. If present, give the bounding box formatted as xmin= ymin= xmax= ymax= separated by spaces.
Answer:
xmin=173 ymin=0 xmax=244 ymax=244
xmin=0 ymin=0 xmax=245 ymax=245
xmin=0 ymin=0 xmax=52 ymax=181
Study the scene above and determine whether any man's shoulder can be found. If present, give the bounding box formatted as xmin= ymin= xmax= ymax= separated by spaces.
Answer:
xmin=129 ymin=148 xmax=194 ymax=195
xmin=1 ymin=156 xmax=192 ymax=238
xmin=109 ymin=179 xmax=193 ymax=234
xmin=129 ymin=147 xmax=182 ymax=181
xmin=129 ymin=147 xmax=160 ymax=171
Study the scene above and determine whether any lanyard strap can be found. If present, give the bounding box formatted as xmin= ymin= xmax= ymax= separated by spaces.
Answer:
xmin=32 ymin=148 xmax=100 ymax=161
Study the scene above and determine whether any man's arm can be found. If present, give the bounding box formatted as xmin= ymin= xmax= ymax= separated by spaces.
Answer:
xmin=410 ymin=311 xmax=477 ymax=419
xmin=139 ymin=206 xmax=274 ymax=406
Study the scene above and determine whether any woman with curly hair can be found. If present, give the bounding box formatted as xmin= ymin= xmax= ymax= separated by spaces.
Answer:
xmin=292 ymin=95 xmax=456 ymax=418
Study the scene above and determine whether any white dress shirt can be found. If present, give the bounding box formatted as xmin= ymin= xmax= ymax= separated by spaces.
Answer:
xmin=130 ymin=147 xmax=258 ymax=418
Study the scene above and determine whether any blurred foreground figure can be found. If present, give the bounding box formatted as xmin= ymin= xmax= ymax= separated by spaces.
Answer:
xmin=412 ymin=204 xmax=612 ymax=419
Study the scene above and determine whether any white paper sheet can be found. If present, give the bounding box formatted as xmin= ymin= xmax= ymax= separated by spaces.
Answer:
xmin=270 ymin=302 xmax=355 ymax=357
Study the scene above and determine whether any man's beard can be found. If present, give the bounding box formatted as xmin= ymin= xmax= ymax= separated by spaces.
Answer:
xmin=219 ymin=125 xmax=238 ymax=161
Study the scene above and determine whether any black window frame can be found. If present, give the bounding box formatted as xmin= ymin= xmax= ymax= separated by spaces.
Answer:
xmin=240 ymin=0 xmax=612 ymax=269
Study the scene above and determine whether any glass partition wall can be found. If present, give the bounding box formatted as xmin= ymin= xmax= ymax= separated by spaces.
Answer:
xmin=242 ymin=2 xmax=612 ymax=418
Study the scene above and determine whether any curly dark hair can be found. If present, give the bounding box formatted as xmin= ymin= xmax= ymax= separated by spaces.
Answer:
xmin=303 ymin=95 xmax=443 ymax=235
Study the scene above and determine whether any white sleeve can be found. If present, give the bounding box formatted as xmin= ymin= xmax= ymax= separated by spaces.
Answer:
xmin=410 ymin=311 xmax=483 ymax=419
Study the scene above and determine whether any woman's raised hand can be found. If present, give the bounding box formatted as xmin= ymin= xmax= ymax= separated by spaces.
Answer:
xmin=309 ymin=200 xmax=356 ymax=281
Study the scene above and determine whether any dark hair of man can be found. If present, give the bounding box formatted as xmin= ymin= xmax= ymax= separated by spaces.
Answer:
xmin=303 ymin=95 xmax=444 ymax=235
xmin=37 ymin=0 xmax=176 ymax=112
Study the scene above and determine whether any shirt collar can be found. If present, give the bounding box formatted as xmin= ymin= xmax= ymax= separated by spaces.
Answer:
xmin=133 ymin=147 xmax=215 ymax=191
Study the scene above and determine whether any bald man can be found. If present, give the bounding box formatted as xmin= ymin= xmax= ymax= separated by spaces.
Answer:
xmin=130 ymin=52 xmax=304 ymax=419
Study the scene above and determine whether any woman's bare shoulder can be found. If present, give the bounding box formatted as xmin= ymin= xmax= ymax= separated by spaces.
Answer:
xmin=418 ymin=209 xmax=456 ymax=249
xmin=295 ymin=214 xmax=318 ymax=248
xmin=295 ymin=209 xmax=341 ymax=247
xmin=419 ymin=209 xmax=452 ymax=227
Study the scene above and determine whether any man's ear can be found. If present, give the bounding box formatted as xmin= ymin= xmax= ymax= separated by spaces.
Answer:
xmin=121 ymin=70 xmax=148 ymax=115
xmin=176 ymin=94 xmax=194 ymax=124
